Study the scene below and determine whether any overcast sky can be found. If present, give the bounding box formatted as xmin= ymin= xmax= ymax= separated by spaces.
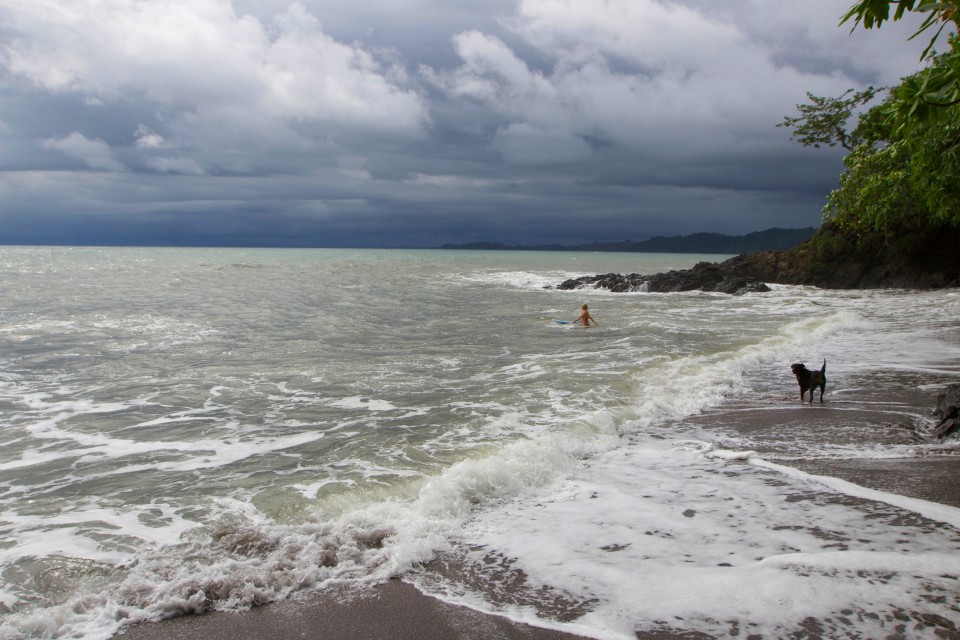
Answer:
xmin=0 ymin=0 xmax=934 ymax=247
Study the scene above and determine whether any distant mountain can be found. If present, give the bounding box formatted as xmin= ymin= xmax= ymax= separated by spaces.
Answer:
xmin=441 ymin=227 xmax=818 ymax=254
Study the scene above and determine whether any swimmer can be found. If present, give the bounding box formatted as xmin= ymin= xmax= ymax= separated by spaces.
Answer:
xmin=574 ymin=303 xmax=597 ymax=327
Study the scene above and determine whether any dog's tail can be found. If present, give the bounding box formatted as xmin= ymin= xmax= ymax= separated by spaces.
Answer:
xmin=821 ymin=359 xmax=826 ymax=375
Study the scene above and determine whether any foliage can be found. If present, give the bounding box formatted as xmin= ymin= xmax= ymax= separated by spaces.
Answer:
xmin=777 ymin=88 xmax=879 ymax=150
xmin=842 ymin=1 xmax=960 ymax=130
xmin=886 ymin=36 xmax=960 ymax=135
xmin=842 ymin=1 xmax=958 ymax=55
xmin=906 ymin=106 xmax=960 ymax=223
xmin=821 ymin=102 xmax=960 ymax=240
xmin=777 ymin=2 xmax=960 ymax=265
xmin=822 ymin=140 xmax=919 ymax=238
xmin=850 ymin=94 xmax=896 ymax=144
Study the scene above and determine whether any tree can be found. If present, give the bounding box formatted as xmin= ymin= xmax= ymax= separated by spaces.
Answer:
xmin=778 ymin=2 xmax=960 ymax=250
xmin=904 ymin=103 xmax=960 ymax=223
xmin=842 ymin=0 xmax=958 ymax=54
xmin=842 ymin=1 xmax=960 ymax=130
xmin=886 ymin=35 xmax=960 ymax=127
xmin=766 ymin=3 xmax=960 ymax=285
xmin=819 ymin=92 xmax=960 ymax=241
xmin=777 ymin=87 xmax=880 ymax=150
xmin=822 ymin=140 xmax=920 ymax=240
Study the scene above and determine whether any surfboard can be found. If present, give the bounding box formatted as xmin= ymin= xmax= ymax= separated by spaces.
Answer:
xmin=553 ymin=319 xmax=573 ymax=325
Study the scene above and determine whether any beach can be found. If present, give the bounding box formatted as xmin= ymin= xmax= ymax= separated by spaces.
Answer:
xmin=118 ymin=580 xmax=592 ymax=640
xmin=120 ymin=389 xmax=960 ymax=640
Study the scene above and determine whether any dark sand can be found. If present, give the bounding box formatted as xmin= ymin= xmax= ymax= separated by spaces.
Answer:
xmin=118 ymin=385 xmax=960 ymax=640
xmin=684 ymin=386 xmax=960 ymax=509
xmin=118 ymin=580 xmax=591 ymax=640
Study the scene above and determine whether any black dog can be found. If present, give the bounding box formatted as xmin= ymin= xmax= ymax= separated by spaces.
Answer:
xmin=791 ymin=359 xmax=826 ymax=403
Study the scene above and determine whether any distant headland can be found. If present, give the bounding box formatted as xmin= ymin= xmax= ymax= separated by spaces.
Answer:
xmin=440 ymin=227 xmax=816 ymax=255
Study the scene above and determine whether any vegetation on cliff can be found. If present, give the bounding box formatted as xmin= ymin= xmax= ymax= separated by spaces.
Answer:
xmin=775 ymin=1 xmax=960 ymax=288
xmin=559 ymin=2 xmax=960 ymax=293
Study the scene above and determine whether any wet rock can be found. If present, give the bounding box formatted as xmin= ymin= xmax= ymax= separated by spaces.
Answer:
xmin=555 ymin=221 xmax=960 ymax=294
xmin=907 ymin=384 xmax=960 ymax=442
xmin=931 ymin=384 xmax=960 ymax=441
xmin=555 ymin=261 xmax=771 ymax=295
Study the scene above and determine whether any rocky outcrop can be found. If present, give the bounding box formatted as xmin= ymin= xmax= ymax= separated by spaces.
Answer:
xmin=556 ymin=263 xmax=771 ymax=295
xmin=931 ymin=384 xmax=960 ymax=442
xmin=906 ymin=384 xmax=960 ymax=443
xmin=556 ymin=222 xmax=960 ymax=294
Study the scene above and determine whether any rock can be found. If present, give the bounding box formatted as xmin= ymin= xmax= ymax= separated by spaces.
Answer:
xmin=931 ymin=384 xmax=960 ymax=441
xmin=723 ymin=280 xmax=772 ymax=296
xmin=556 ymin=221 xmax=960 ymax=295
xmin=556 ymin=261 xmax=771 ymax=295
xmin=908 ymin=384 xmax=960 ymax=442
xmin=557 ymin=273 xmax=649 ymax=292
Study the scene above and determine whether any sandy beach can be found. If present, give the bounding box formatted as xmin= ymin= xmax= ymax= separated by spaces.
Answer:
xmin=685 ymin=384 xmax=960 ymax=510
xmin=117 ymin=580 xmax=593 ymax=640
xmin=118 ymin=381 xmax=960 ymax=640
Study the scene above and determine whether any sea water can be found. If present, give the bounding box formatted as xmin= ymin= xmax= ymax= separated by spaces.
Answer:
xmin=0 ymin=247 xmax=958 ymax=639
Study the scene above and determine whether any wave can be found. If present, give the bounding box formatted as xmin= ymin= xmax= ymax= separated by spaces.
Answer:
xmin=3 ymin=250 xmax=959 ymax=640
xmin=0 ymin=413 xmax=623 ymax=639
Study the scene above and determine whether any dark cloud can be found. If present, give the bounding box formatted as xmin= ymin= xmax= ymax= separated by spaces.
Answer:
xmin=0 ymin=0 xmax=936 ymax=247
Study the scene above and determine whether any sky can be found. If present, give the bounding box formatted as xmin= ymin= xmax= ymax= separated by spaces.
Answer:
xmin=0 ymin=0 xmax=937 ymax=248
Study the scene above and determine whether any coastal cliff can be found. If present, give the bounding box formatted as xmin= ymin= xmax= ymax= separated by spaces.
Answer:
xmin=558 ymin=222 xmax=960 ymax=293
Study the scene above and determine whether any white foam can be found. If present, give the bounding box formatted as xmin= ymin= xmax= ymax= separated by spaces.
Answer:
xmin=2 ymin=411 xmax=323 ymax=475
xmin=749 ymin=456 xmax=960 ymax=530
xmin=417 ymin=440 xmax=960 ymax=639
xmin=0 ymin=502 xmax=196 ymax=567
xmin=0 ymin=420 xmax=617 ymax=640
xmin=329 ymin=396 xmax=397 ymax=412
xmin=4 ymin=252 xmax=960 ymax=640
xmin=292 ymin=478 xmax=349 ymax=499
xmin=621 ymin=311 xmax=867 ymax=432
xmin=457 ymin=270 xmax=570 ymax=290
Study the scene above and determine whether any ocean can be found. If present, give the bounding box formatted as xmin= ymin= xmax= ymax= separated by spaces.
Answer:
xmin=0 ymin=246 xmax=958 ymax=639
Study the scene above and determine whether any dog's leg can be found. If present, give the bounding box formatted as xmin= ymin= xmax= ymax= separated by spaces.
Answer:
xmin=819 ymin=383 xmax=825 ymax=403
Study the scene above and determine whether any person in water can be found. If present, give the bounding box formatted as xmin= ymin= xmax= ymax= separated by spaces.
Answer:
xmin=574 ymin=303 xmax=597 ymax=327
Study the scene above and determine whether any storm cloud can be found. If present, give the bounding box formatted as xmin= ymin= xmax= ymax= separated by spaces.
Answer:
xmin=0 ymin=0 xmax=933 ymax=247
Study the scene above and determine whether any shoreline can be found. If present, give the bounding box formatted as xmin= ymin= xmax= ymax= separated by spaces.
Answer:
xmin=118 ymin=385 xmax=960 ymax=640
xmin=117 ymin=580 xmax=594 ymax=640
xmin=682 ymin=384 xmax=960 ymax=510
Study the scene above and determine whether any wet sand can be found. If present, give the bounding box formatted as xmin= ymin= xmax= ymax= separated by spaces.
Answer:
xmin=684 ymin=385 xmax=960 ymax=509
xmin=118 ymin=580 xmax=593 ymax=640
xmin=119 ymin=385 xmax=960 ymax=640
